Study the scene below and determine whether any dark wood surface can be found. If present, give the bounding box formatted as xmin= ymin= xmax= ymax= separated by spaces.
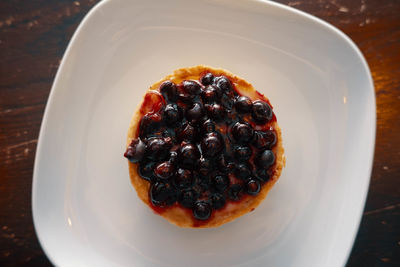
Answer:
xmin=0 ymin=0 xmax=399 ymax=266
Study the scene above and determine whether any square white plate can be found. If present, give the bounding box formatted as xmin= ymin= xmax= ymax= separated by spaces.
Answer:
xmin=32 ymin=0 xmax=375 ymax=266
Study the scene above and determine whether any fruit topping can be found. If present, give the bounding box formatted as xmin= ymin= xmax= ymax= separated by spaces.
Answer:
xmin=124 ymin=138 xmax=146 ymax=163
xmin=160 ymin=81 xmax=178 ymax=102
xmin=232 ymin=122 xmax=254 ymax=144
xmin=193 ymin=201 xmax=212 ymax=220
xmin=252 ymin=100 xmax=272 ymax=124
xmin=125 ymin=72 xmax=278 ymax=221
xmin=200 ymin=73 xmax=214 ymax=86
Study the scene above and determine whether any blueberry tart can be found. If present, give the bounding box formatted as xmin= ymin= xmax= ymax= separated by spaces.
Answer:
xmin=124 ymin=65 xmax=285 ymax=228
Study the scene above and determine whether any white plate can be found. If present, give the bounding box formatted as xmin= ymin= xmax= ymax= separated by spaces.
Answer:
xmin=32 ymin=0 xmax=375 ymax=266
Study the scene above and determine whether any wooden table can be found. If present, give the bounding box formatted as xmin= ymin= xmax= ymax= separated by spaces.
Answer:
xmin=0 ymin=0 xmax=399 ymax=266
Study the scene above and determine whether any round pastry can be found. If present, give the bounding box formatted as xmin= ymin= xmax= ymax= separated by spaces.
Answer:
xmin=124 ymin=65 xmax=285 ymax=228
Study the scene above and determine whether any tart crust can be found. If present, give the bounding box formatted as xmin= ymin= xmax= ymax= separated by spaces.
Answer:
xmin=126 ymin=65 xmax=285 ymax=228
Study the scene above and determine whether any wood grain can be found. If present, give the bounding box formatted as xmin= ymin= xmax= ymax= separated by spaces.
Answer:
xmin=0 ymin=0 xmax=399 ymax=266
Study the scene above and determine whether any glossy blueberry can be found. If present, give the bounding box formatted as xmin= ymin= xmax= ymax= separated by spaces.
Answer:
xmin=205 ymin=103 xmax=226 ymax=121
xmin=159 ymin=80 xmax=178 ymax=102
xmin=150 ymin=182 xmax=177 ymax=206
xmin=139 ymin=112 xmax=162 ymax=138
xmin=210 ymin=193 xmax=226 ymax=210
xmin=214 ymin=76 xmax=233 ymax=93
xmin=252 ymin=130 xmax=276 ymax=149
xmin=234 ymin=96 xmax=252 ymax=113
xmin=174 ymin=168 xmax=194 ymax=189
xmin=178 ymin=92 xmax=194 ymax=104
xmin=186 ymin=102 xmax=204 ymax=122
xmin=177 ymin=122 xmax=197 ymax=142
xmin=146 ymin=137 xmax=170 ymax=161
xmin=200 ymin=73 xmax=214 ymax=86
xmin=228 ymin=184 xmax=243 ymax=201
xmin=193 ymin=201 xmax=212 ymax=220
xmin=163 ymin=136 xmax=173 ymax=148
xmin=231 ymin=122 xmax=254 ymax=144
xmin=139 ymin=161 xmax=156 ymax=181
xmin=161 ymin=128 xmax=175 ymax=139
xmin=212 ymin=175 xmax=230 ymax=192
xmin=182 ymin=80 xmax=202 ymax=95
xmin=163 ymin=104 xmax=183 ymax=125
xmin=201 ymin=85 xmax=220 ymax=103
xmin=198 ymin=157 xmax=212 ymax=176
xmin=179 ymin=143 xmax=201 ymax=169
xmin=252 ymin=100 xmax=273 ymax=124
xmin=234 ymin=146 xmax=252 ymax=162
xmin=179 ymin=189 xmax=198 ymax=208
xmin=245 ymin=179 xmax=261 ymax=195
xmin=124 ymin=138 xmax=146 ymax=163
xmin=201 ymin=119 xmax=216 ymax=134
xmin=197 ymin=176 xmax=211 ymax=192
xmin=220 ymin=92 xmax=234 ymax=110
xmin=235 ymin=163 xmax=252 ymax=180
xmin=169 ymin=150 xmax=178 ymax=164
xmin=154 ymin=161 xmax=175 ymax=179
xmin=217 ymin=154 xmax=235 ymax=174
xmin=255 ymin=168 xmax=270 ymax=182
xmin=256 ymin=150 xmax=275 ymax=168
xmin=201 ymin=132 xmax=224 ymax=158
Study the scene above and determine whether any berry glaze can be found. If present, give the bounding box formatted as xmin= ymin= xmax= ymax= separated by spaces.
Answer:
xmin=124 ymin=67 xmax=282 ymax=227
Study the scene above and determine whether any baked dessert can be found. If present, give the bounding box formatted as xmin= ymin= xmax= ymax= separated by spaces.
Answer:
xmin=124 ymin=65 xmax=284 ymax=228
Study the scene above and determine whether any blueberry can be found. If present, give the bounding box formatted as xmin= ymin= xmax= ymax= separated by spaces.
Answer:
xmin=162 ymin=128 xmax=175 ymax=139
xmin=214 ymin=76 xmax=233 ymax=93
xmin=186 ymin=102 xmax=204 ymax=123
xmin=154 ymin=161 xmax=175 ymax=179
xmin=197 ymin=157 xmax=212 ymax=176
xmin=146 ymin=137 xmax=170 ymax=161
xmin=201 ymin=132 xmax=224 ymax=158
xmin=174 ymin=168 xmax=194 ymax=189
xmin=231 ymin=122 xmax=254 ymax=144
xmin=169 ymin=150 xmax=179 ymax=164
xmin=139 ymin=112 xmax=163 ymax=138
xmin=193 ymin=201 xmax=212 ymax=220
xmin=177 ymin=122 xmax=197 ymax=142
xmin=235 ymin=163 xmax=252 ymax=180
xmin=163 ymin=104 xmax=183 ymax=125
xmin=150 ymin=182 xmax=177 ymax=206
xmin=252 ymin=130 xmax=277 ymax=149
xmin=234 ymin=146 xmax=252 ymax=162
xmin=182 ymin=80 xmax=202 ymax=95
xmin=217 ymin=154 xmax=235 ymax=174
xmin=163 ymin=136 xmax=173 ymax=148
xmin=256 ymin=150 xmax=275 ymax=168
xmin=210 ymin=193 xmax=226 ymax=210
xmin=178 ymin=92 xmax=194 ymax=104
xmin=245 ymin=179 xmax=261 ymax=195
xmin=179 ymin=189 xmax=198 ymax=208
xmin=220 ymin=92 xmax=234 ymax=110
xmin=200 ymin=73 xmax=214 ymax=86
xmin=252 ymin=100 xmax=272 ymax=124
xmin=139 ymin=161 xmax=157 ymax=181
xmin=255 ymin=168 xmax=270 ymax=182
xmin=228 ymin=184 xmax=243 ymax=201
xmin=179 ymin=143 xmax=201 ymax=169
xmin=124 ymin=138 xmax=146 ymax=163
xmin=201 ymin=119 xmax=216 ymax=134
xmin=201 ymin=85 xmax=220 ymax=103
xmin=212 ymin=175 xmax=230 ymax=192
xmin=234 ymin=96 xmax=252 ymax=113
xmin=205 ymin=103 xmax=226 ymax=121
xmin=159 ymin=80 xmax=178 ymax=102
